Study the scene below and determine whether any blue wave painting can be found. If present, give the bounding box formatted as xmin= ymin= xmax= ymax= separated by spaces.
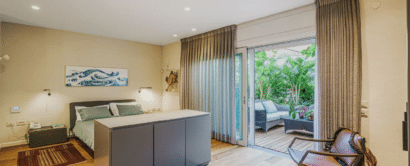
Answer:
xmin=66 ymin=66 xmax=128 ymax=87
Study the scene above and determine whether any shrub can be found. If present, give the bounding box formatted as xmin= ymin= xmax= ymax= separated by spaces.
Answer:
xmin=255 ymin=44 xmax=315 ymax=106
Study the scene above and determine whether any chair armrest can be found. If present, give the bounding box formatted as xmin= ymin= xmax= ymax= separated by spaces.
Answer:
xmin=309 ymin=151 xmax=359 ymax=157
xmin=298 ymin=150 xmax=362 ymax=166
xmin=288 ymin=137 xmax=334 ymax=149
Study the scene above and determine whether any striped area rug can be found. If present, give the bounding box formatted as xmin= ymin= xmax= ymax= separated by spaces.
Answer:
xmin=17 ymin=143 xmax=86 ymax=166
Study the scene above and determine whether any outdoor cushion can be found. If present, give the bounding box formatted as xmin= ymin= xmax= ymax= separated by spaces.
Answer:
xmin=274 ymin=103 xmax=291 ymax=111
xmin=262 ymin=101 xmax=278 ymax=113
xmin=267 ymin=111 xmax=289 ymax=122
xmin=255 ymin=102 xmax=265 ymax=111
xmin=309 ymin=104 xmax=315 ymax=110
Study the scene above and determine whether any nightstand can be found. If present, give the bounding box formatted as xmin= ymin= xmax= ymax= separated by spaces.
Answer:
xmin=28 ymin=126 xmax=67 ymax=148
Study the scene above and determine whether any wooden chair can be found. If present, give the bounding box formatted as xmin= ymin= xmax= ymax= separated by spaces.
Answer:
xmin=288 ymin=128 xmax=365 ymax=166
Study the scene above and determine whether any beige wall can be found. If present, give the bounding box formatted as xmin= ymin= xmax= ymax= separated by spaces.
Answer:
xmin=161 ymin=41 xmax=181 ymax=112
xmin=361 ymin=0 xmax=408 ymax=165
xmin=0 ymin=22 xmax=163 ymax=145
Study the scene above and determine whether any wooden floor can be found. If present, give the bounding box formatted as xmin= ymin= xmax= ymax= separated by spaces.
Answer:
xmin=255 ymin=125 xmax=314 ymax=153
xmin=0 ymin=138 xmax=296 ymax=166
xmin=210 ymin=139 xmax=296 ymax=166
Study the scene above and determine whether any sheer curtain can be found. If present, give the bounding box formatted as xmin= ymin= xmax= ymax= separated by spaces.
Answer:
xmin=180 ymin=25 xmax=237 ymax=144
xmin=316 ymin=0 xmax=362 ymax=140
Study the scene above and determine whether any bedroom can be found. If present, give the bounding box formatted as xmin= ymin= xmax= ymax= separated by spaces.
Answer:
xmin=0 ymin=0 xmax=408 ymax=166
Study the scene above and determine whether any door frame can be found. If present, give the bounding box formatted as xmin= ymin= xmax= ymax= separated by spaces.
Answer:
xmin=246 ymin=37 xmax=316 ymax=148
xmin=236 ymin=47 xmax=248 ymax=146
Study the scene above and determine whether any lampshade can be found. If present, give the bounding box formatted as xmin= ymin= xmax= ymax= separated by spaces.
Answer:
xmin=2 ymin=54 xmax=10 ymax=61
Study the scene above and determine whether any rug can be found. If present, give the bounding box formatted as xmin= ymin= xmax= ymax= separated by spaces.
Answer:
xmin=18 ymin=143 xmax=86 ymax=166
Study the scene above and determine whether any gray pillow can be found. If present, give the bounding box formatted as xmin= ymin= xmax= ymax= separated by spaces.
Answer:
xmin=262 ymin=101 xmax=278 ymax=113
xmin=78 ymin=106 xmax=112 ymax=121
xmin=255 ymin=102 xmax=265 ymax=111
xmin=117 ymin=104 xmax=144 ymax=116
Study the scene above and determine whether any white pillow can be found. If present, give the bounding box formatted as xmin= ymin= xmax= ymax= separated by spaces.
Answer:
xmin=109 ymin=102 xmax=139 ymax=116
xmin=75 ymin=105 xmax=110 ymax=122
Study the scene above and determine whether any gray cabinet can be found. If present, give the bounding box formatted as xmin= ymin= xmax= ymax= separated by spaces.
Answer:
xmin=154 ymin=120 xmax=186 ymax=166
xmin=94 ymin=110 xmax=210 ymax=166
xmin=186 ymin=116 xmax=211 ymax=166
xmin=111 ymin=125 xmax=153 ymax=166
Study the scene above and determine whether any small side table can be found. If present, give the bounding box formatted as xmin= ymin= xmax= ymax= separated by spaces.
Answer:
xmin=29 ymin=126 xmax=67 ymax=148
xmin=283 ymin=117 xmax=314 ymax=133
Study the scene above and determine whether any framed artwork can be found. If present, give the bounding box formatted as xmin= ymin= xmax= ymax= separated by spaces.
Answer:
xmin=165 ymin=70 xmax=179 ymax=92
xmin=65 ymin=66 xmax=128 ymax=87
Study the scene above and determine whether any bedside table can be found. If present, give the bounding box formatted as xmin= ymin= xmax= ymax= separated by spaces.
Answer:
xmin=29 ymin=126 xmax=67 ymax=148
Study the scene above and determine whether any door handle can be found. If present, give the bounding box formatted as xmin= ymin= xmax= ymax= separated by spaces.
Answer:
xmin=243 ymin=96 xmax=246 ymax=104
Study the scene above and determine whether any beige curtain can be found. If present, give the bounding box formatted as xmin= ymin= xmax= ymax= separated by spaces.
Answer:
xmin=316 ymin=0 xmax=362 ymax=139
xmin=180 ymin=25 xmax=237 ymax=143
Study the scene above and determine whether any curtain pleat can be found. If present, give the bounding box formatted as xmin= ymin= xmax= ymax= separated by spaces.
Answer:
xmin=180 ymin=25 xmax=237 ymax=144
xmin=316 ymin=0 xmax=362 ymax=139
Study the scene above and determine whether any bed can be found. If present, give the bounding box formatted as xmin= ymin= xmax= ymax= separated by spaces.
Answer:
xmin=69 ymin=99 xmax=136 ymax=156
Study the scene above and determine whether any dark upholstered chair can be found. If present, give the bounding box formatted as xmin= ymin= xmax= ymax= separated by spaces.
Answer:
xmin=288 ymin=128 xmax=365 ymax=166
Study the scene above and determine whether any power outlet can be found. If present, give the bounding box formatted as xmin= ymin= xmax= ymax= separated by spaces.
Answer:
xmin=16 ymin=121 xmax=26 ymax=126
xmin=6 ymin=122 xmax=14 ymax=127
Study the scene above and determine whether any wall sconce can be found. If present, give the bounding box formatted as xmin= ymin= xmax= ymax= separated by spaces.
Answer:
xmin=44 ymin=89 xmax=51 ymax=96
xmin=0 ymin=54 xmax=10 ymax=62
xmin=139 ymin=87 xmax=152 ymax=93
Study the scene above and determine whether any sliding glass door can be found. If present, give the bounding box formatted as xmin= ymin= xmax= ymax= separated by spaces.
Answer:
xmin=247 ymin=38 xmax=317 ymax=153
xmin=235 ymin=48 xmax=248 ymax=146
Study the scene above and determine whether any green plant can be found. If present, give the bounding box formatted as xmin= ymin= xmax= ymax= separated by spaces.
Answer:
xmin=282 ymin=57 xmax=315 ymax=105
xmin=254 ymin=44 xmax=316 ymax=106
xmin=255 ymin=51 xmax=287 ymax=103
xmin=305 ymin=110 xmax=314 ymax=117
xmin=302 ymin=44 xmax=316 ymax=58
xmin=288 ymin=97 xmax=297 ymax=119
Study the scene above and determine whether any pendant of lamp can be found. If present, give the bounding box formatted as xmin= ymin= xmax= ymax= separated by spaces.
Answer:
xmin=0 ymin=54 xmax=10 ymax=62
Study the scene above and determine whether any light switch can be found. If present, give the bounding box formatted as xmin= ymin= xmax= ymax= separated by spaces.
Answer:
xmin=11 ymin=107 xmax=20 ymax=113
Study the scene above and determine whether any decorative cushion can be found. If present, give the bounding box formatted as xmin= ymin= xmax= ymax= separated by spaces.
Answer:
xmin=117 ymin=104 xmax=144 ymax=116
xmin=262 ymin=101 xmax=278 ymax=113
xmin=78 ymin=106 xmax=112 ymax=121
xmin=75 ymin=105 xmax=110 ymax=121
xmin=109 ymin=102 xmax=139 ymax=116
xmin=255 ymin=102 xmax=265 ymax=111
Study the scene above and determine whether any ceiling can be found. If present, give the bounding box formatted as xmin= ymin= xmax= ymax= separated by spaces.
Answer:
xmin=0 ymin=0 xmax=314 ymax=46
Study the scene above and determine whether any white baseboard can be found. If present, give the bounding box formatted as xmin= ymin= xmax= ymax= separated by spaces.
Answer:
xmin=0 ymin=140 xmax=27 ymax=149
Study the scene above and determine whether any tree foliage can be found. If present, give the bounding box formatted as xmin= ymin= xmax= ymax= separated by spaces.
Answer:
xmin=301 ymin=44 xmax=316 ymax=58
xmin=255 ymin=44 xmax=316 ymax=106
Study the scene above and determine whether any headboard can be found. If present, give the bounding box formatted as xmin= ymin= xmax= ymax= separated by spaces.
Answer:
xmin=69 ymin=99 xmax=136 ymax=131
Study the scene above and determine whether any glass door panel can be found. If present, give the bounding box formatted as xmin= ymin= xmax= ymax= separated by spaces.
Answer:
xmin=235 ymin=48 xmax=248 ymax=146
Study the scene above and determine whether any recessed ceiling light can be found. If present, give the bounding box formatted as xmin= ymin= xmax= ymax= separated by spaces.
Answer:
xmin=192 ymin=28 xmax=196 ymax=31
xmin=184 ymin=7 xmax=190 ymax=11
xmin=32 ymin=6 xmax=40 ymax=10
xmin=173 ymin=34 xmax=177 ymax=37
